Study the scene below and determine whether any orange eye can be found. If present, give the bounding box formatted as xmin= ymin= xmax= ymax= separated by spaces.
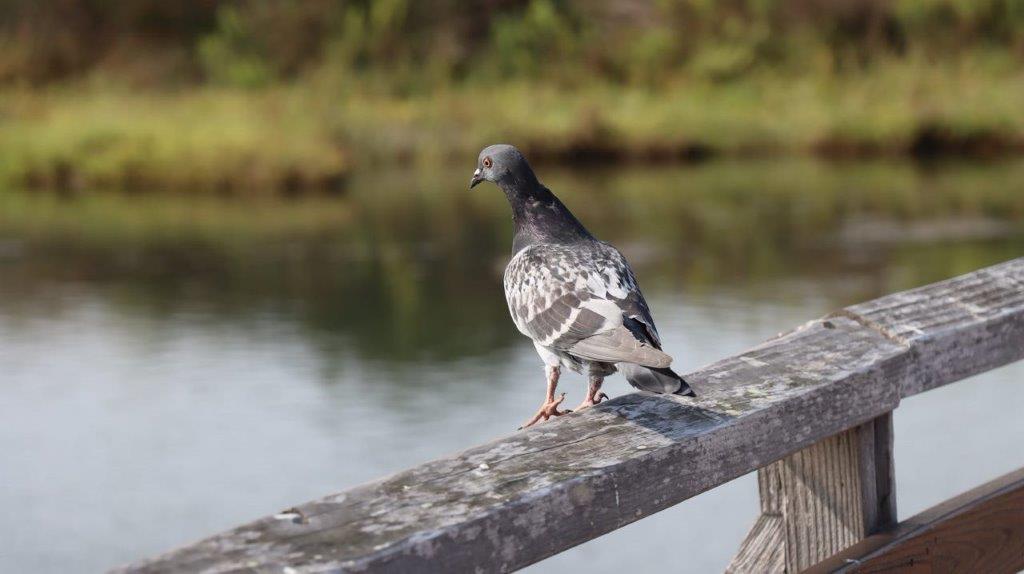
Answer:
xmin=483 ymin=157 xmax=492 ymax=169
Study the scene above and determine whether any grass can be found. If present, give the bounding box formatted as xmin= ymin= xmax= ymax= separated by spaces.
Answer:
xmin=0 ymin=88 xmax=349 ymax=193
xmin=343 ymin=55 xmax=1024 ymax=163
xmin=1 ymin=53 xmax=1023 ymax=192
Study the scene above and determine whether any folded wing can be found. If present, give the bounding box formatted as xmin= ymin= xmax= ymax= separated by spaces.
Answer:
xmin=504 ymin=243 xmax=671 ymax=368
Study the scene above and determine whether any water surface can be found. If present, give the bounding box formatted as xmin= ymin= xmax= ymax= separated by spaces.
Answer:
xmin=1 ymin=159 xmax=1023 ymax=572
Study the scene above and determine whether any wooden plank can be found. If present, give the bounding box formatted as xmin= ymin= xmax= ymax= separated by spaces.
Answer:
xmin=844 ymin=257 xmax=1024 ymax=396
xmin=119 ymin=316 xmax=905 ymax=574
xmin=784 ymin=428 xmax=862 ymax=569
xmin=115 ymin=258 xmax=1024 ymax=574
xmin=805 ymin=466 xmax=1024 ymax=574
xmin=864 ymin=414 xmax=896 ymax=534
xmin=727 ymin=461 xmax=787 ymax=573
xmin=778 ymin=421 xmax=875 ymax=570
xmin=726 ymin=514 xmax=785 ymax=574
xmin=728 ymin=414 xmax=897 ymax=573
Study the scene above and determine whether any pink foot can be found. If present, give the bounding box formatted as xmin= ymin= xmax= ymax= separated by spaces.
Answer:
xmin=573 ymin=392 xmax=609 ymax=412
xmin=519 ymin=393 xmax=571 ymax=429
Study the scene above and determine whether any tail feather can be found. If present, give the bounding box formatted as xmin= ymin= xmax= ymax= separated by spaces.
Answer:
xmin=619 ymin=363 xmax=695 ymax=396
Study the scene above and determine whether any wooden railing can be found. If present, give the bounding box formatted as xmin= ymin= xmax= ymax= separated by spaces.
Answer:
xmin=116 ymin=258 xmax=1024 ymax=574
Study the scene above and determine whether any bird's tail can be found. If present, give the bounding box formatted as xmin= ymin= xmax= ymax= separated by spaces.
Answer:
xmin=619 ymin=363 xmax=695 ymax=396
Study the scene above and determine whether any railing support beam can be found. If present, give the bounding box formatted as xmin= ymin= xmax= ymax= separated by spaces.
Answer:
xmin=728 ymin=412 xmax=897 ymax=573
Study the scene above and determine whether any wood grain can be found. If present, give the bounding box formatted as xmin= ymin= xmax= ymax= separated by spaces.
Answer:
xmin=113 ymin=258 xmax=1024 ymax=574
xmin=726 ymin=514 xmax=785 ymax=574
xmin=781 ymin=425 xmax=869 ymax=570
xmin=728 ymin=414 xmax=897 ymax=573
xmin=806 ymin=466 xmax=1024 ymax=574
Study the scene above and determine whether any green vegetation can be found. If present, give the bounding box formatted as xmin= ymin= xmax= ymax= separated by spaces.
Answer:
xmin=0 ymin=88 xmax=348 ymax=192
xmin=1 ymin=1 xmax=1023 ymax=191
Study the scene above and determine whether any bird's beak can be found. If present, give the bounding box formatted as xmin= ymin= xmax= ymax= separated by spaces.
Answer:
xmin=469 ymin=168 xmax=483 ymax=189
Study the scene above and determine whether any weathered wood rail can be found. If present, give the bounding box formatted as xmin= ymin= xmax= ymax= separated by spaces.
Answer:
xmin=117 ymin=257 xmax=1024 ymax=574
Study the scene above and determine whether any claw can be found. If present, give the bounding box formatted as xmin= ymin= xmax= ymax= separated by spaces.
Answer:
xmin=573 ymin=391 xmax=609 ymax=412
xmin=519 ymin=392 xmax=570 ymax=429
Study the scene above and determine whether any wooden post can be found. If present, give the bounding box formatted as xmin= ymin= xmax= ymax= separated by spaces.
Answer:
xmin=805 ymin=466 xmax=1024 ymax=574
xmin=728 ymin=413 xmax=896 ymax=573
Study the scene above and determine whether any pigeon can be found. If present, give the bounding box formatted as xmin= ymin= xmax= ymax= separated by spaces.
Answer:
xmin=470 ymin=144 xmax=695 ymax=428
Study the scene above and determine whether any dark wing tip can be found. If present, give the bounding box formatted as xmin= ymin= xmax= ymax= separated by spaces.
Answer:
xmin=675 ymin=378 xmax=696 ymax=397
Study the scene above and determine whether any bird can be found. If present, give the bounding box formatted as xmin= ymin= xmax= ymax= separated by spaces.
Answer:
xmin=470 ymin=144 xmax=695 ymax=428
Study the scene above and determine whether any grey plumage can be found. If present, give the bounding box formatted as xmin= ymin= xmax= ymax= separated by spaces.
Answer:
xmin=472 ymin=144 xmax=694 ymax=397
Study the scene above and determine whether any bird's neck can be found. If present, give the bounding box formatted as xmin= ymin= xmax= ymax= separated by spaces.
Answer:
xmin=498 ymin=178 xmax=593 ymax=254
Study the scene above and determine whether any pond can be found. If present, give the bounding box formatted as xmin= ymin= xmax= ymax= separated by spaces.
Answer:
xmin=2 ymin=158 xmax=1024 ymax=572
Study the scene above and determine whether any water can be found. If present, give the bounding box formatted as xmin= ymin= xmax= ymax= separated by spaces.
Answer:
xmin=1 ymin=159 xmax=1023 ymax=572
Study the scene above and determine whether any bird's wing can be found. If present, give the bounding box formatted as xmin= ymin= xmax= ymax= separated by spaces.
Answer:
xmin=504 ymin=243 xmax=672 ymax=368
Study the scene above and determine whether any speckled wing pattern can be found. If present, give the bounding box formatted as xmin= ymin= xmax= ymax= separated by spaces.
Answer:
xmin=503 ymin=242 xmax=672 ymax=368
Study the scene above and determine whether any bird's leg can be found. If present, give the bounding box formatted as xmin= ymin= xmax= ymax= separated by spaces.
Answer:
xmin=574 ymin=375 xmax=609 ymax=411
xmin=519 ymin=366 xmax=569 ymax=429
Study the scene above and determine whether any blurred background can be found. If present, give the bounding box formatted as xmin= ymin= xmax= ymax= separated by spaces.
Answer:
xmin=1 ymin=1 xmax=1023 ymax=572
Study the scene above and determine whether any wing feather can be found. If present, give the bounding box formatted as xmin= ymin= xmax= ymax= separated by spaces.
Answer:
xmin=504 ymin=242 xmax=672 ymax=367
xmin=568 ymin=328 xmax=672 ymax=368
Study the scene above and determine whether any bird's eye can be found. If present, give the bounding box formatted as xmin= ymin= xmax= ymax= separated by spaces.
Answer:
xmin=483 ymin=157 xmax=492 ymax=169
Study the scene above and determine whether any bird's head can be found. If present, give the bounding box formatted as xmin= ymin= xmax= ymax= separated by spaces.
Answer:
xmin=469 ymin=144 xmax=534 ymax=190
